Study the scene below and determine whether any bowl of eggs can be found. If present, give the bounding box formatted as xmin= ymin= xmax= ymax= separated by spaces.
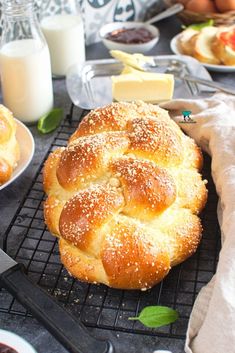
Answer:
xmin=164 ymin=0 xmax=235 ymax=26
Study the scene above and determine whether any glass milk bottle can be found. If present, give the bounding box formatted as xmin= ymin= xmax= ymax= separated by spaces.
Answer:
xmin=0 ymin=0 xmax=54 ymax=124
xmin=40 ymin=0 xmax=85 ymax=77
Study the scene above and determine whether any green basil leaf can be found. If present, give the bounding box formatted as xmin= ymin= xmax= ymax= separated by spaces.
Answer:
xmin=129 ymin=306 xmax=179 ymax=328
xmin=37 ymin=108 xmax=63 ymax=134
xmin=182 ymin=19 xmax=214 ymax=31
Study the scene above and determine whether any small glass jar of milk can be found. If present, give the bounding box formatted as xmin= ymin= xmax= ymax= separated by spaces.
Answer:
xmin=0 ymin=0 xmax=54 ymax=125
xmin=40 ymin=0 xmax=85 ymax=78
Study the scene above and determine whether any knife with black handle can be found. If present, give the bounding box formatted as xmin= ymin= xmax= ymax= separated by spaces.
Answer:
xmin=0 ymin=248 xmax=114 ymax=353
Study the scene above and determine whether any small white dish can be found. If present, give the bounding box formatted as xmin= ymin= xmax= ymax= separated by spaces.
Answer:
xmin=0 ymin=329 xmax=37 ymax=353
xmin=0 ymin=119 xmax=35 ymax=191
xmin=170 ymin=33 xmax=235 ymax=73
xmin=99 ymin=21 xmax=159 ymax=54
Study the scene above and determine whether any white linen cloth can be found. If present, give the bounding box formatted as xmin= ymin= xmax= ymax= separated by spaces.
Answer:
xmin=161 ymin=93 xmax=235 ymax=353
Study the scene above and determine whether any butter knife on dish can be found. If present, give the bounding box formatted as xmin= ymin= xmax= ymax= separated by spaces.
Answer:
xmin=170 ymin=72 xmax=235 ymax=95
xmin=159 ymin=60 xmax=235 ymax=95
xmin=111 ymin=54 xmax=235 ymax=95
xmin=150 ymin=60 xmax=235 ymax=95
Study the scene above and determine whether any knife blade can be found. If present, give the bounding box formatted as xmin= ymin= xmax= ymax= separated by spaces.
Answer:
xmin=0 ymin=248 xmax=113 ymax=353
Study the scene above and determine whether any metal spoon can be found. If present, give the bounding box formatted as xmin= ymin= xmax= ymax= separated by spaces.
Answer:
xmin=145 ymin=4 xmax=184 ymax=25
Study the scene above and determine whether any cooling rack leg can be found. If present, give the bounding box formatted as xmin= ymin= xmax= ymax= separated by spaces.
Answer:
xmin=66 ymin=103 xmax=75 ymax=124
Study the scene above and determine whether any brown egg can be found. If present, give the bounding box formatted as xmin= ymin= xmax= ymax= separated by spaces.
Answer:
xmin=215 ymin=0 xmax=235 ymax=12
xmin=186 ymin=0 xmax=217 ymax=13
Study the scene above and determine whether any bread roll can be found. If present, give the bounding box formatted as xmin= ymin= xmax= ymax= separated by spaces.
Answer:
xmin=193 ymin=27 xmax=220 ymax=65
xmin=178 ymin=28 xmax=198 ymax=56
xmin=43 ymin=101 xmax=207 ymax=290
xmin=212 ymin=26 xmax=235 ymax=66
xmin=178 ymin=26 xmax=235 ymax=66
xmin=0 ymin=105 xmax=20 ymax=185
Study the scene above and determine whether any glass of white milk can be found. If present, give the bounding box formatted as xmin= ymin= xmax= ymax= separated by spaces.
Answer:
xmin=40 ymin=0 xmax=85 ymax=78
xmin=0 ymin=0 xmax=54 ymax=125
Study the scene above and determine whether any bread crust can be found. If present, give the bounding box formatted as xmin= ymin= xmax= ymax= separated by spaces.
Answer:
xmin=43 ymin=101 xmax=207 ymax=290
xmin=178 ymin=29 xmax=198 ymax=56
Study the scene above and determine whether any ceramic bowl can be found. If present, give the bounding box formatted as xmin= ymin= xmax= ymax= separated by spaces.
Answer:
xmin=99 ymin=21 xmax=160 ymax=54
xmin=0 ymin=330 xmax=37 ymax=353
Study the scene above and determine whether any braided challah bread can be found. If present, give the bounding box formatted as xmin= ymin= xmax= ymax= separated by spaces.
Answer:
xmin=43 ymin=101 xmax=207 ymax=290
xmin=0 ymin=105 xmax=20 ymax=185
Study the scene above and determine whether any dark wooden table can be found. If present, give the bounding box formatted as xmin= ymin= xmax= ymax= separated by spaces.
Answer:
xmin=0 ymin=16 xmax=234 ymax=353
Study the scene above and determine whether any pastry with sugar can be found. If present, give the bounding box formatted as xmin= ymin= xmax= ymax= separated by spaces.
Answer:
xmin=212 ymin=26 xmax=235 ymax=66
xmin=0 ymin=105 xmax=20 ymax=185
xmin=43 ymin=101 xmax=207 ymax=290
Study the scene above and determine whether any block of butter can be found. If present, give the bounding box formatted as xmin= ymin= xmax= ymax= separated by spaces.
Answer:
xmin=112 ymin=66 xmax=174 ymax=103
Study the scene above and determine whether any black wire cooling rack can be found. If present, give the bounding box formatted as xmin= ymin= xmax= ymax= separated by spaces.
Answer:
xmin=0 ymin=104 xmax=220 ymax=340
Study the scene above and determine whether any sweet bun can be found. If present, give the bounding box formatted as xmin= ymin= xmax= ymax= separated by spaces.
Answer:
xmin=43 ymin=101 xmax=207 ymax=290
xmin=0 ymin=105 xmax=20 ymax=185
xmin=193 ymin=27 xmax=220 ymax=65
xmin=178 ymin=28 xmax=198 ymax=56
xmin=211 ymin=26 xmax=235 ymax=65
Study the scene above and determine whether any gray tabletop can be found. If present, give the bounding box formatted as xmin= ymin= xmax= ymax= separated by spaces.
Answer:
xmin=0 ymin=16 xmax=234 ymax=353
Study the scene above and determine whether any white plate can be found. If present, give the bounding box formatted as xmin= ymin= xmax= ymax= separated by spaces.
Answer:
xmin=0 ymin=329 xmax=37 ymax=353
xmin=0 ymin=119 xmax=35 ymax=191
xmin=170 ymin=33 xmax=235 ymax=73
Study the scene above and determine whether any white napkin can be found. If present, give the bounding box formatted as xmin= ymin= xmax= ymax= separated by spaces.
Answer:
xmin=161 ymin=93 xmax=235 ymax=353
